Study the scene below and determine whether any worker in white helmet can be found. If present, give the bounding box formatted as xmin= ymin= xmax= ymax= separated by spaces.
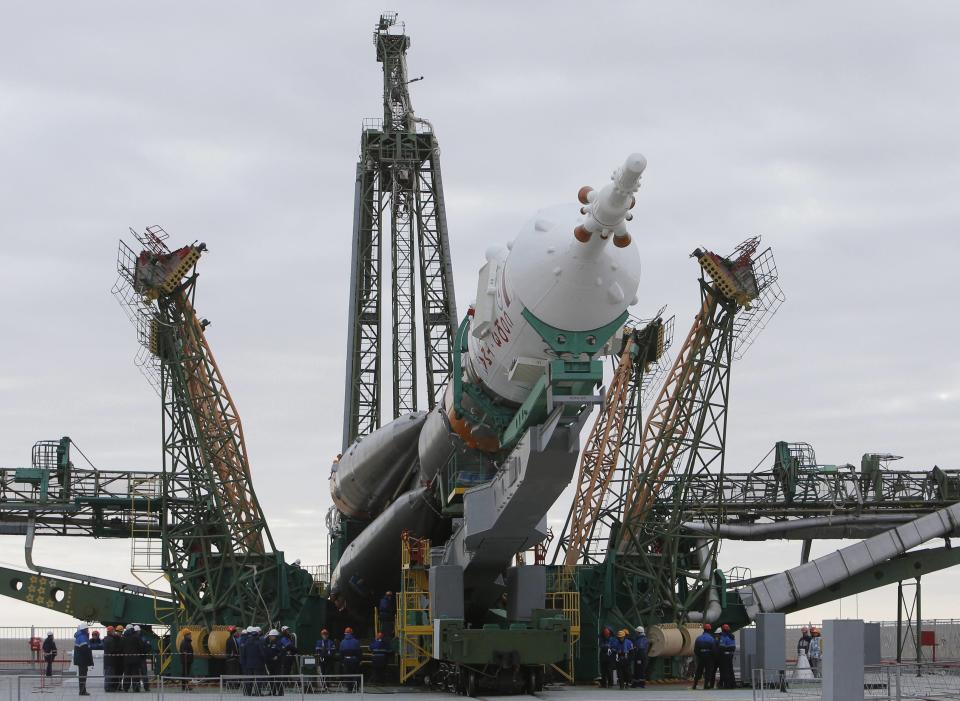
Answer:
xmin=632 ymin=626 xmax=649 ymax=688
xmin=279 ymin=626 xmax=298 ymax=676
xmin=264 ymin=630 xmax=284 ymax=696
xmin=241 ymin=626 xmax=267 ymax=696
xmin=42 ymin=631 xmax=57 ymax=677
xmin=73 ymin=623 xmax=93 ymax=696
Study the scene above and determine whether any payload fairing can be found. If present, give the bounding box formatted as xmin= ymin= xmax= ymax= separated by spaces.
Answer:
xmin=330 ymin=154 xmax=647 ymax=617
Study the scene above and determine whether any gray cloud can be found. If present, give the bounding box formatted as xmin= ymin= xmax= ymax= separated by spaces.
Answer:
xmin=0 ymin=1 xmax=957 ymax=626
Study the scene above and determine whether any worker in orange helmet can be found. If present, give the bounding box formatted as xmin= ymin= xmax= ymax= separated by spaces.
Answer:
xmin=370 ymin=632 xmax=389 ymax=683
xmin=718 ymin=623 xmax=737 ymax=688
xmin=692 ymin=623 xmax=718 ymax=690
xmin=314 ymin=629 xmax=335 ymax=677
xmin=225 ymin=626 xmax=241 ymax=676
xmin=340 ymin=627 xmax=361 ymax=675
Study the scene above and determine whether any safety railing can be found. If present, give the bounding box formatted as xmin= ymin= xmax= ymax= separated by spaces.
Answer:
xmin=12 ymin=673 xmax=363 ymax=700
xmin=218 ymin=674 xmax=363 ymax=698
xmin=752 ymin=663 xmax=960 ymax=700
xmin=751 ymin=665 xmax=825 ymax=699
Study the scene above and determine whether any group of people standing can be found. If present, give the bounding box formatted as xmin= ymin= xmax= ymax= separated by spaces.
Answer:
xmin=598 ymin=626 xmax=650 ymax=689
xmin=691 ymin=623 xmax=737 ymax=690
xmin=312 ymin=590 xmax=394 ymax=684
xmin=797 ymin=625 xmax=823 ymax=677
xmin=62 ymin=623 xmax=153 ymax=695
xmin=314 ymin=627 xmax=391 ymax=682
xmin=202 ymin=625 xmax=299 ymax=695
xmin=102 ymin=624 xmax=154 ymax=692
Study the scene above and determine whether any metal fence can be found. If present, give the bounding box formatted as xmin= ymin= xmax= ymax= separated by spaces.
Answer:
xmin=11 ymin=674 xmax=363 ymax=700
xmin=752 ymin=663 xmax=960 ymax=700
xmin=785 ymin=621 xmax=960 ymax=663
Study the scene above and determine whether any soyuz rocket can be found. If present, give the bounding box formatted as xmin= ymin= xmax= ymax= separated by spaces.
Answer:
xmin=329 ymin=154 xmax=647 ymax=614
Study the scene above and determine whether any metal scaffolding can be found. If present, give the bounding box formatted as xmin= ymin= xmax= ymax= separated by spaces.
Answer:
xmin=615 ymin=238 xmax=783 ymax=623
xmin=113 ymin=227 xmax=286 ymax=627
xmin=554 ymin=313 xmax=675 ymax=566
xmin=342 ymin=13 xmax=457 ymax=450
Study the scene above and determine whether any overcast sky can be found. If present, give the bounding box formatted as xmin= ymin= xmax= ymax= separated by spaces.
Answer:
xmin=0 ymin=1 xmax=958 ymax=628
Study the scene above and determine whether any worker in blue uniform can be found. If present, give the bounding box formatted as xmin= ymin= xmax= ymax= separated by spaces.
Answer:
xmin=598 ymin=627 xmax=615 ymax=688
xmin=339 ymin=628 xmax=362 ymax=677
xmin=278 ymin=627 xmax=297 ymax=676
xmin=631 ymin=626 xmax=649 ymax=688
xmin=691 ymin=623 xmax=717 ymax=690
xmin=242 ymin=627 xmax=266 ymax=696
xmin=378 ymin=591 xmax=396 ymax=639
xmin=718 ymin=624 xmax=737 ymax=689
xmin=615 ymin=629 xmax=633 ymax=689
xmin=314 ymin=629 xmax=336 ymax=677
xmin=369 ymin=632 xmax=389 ymax=683
xmin=73 ymin=624 xmax=94 ymax=696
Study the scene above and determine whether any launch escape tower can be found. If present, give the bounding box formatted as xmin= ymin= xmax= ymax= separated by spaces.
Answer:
xmin=342 ymin=12 xmax=457 ymax=450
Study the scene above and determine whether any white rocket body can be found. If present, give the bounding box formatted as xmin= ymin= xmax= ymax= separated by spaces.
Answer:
xmin=466 ymin=202 xmax=643 ymax=405
xmin=330 ymin=153 xmax=647 ymax=611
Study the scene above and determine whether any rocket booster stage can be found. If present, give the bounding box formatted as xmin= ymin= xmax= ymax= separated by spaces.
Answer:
xmin=330 ymin=154 xmax=647 ymax=611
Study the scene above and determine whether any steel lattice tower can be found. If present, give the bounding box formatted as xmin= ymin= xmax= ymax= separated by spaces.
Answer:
xmin=612 ymin=238 xmax=783 ymax=623
xmin=342 ymin=13 xmax=457 ymax=450
xmin=114 ymin=227 xmax=313 ymax=628
xmin=553 ymin=313 xmax=675 ymax=566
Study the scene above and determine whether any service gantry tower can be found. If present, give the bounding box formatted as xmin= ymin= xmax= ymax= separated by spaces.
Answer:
xmin=342 ymin=12 xmax=457 ymax=450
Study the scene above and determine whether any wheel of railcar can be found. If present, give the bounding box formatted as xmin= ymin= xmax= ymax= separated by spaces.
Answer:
xmin=466 ymin=670 xmax=478 ymax=698
xmin=526 ymin=668 xmax=537 ymax=695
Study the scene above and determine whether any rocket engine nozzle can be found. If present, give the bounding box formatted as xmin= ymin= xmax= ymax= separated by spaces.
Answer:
xmin=575 ymin=152 xmax=646 ymax=245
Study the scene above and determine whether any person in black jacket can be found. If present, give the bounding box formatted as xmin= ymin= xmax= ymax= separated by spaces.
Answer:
xmin=121 ymin=627 xmax=143 ymax=692
xmin=103 ymin=626 xmax=120 ymax=692
xmin=264 ymin=629 xmax=285 ymax=696
xmin=243 ymin=628 xmax=267 ymax=697
xmin=225 ymin=627 xmax=242 ymax=677
xmin=598 ymin=627 xmax=615 ymax=688
xmin=42 ymin=632 xmax=57 ymax=677
xmin=179 ymin=630 xmax=194 ymax=691
xmin=137 ymin=628 xmax=152 ymax=692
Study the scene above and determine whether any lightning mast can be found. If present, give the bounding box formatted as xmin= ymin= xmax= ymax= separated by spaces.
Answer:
xmin=342 ymin=12 xmax=458 ymax=449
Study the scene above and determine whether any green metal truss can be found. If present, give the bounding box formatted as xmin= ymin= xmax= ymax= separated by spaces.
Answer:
xmin=342 ymin=13 xmax=457 ymax=451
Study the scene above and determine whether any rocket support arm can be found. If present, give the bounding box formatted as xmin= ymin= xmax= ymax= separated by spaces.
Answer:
xmin=0 ymin=566 xmax=165 ymax=625
xmin=439 ymin=406 xmax=588 ymax=612
xmin=450 ymin=309 xmax=628 ymax=451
